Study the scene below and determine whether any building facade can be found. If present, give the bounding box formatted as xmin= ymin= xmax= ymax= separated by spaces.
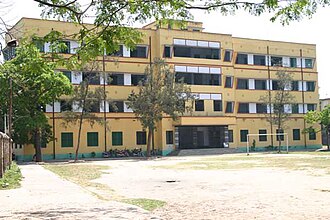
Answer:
xmin=8 ymin=18 xmax=321 ymax=161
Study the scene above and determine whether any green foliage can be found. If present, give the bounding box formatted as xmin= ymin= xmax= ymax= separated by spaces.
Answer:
xmin=0 ymin=162 xmax=22 ymax=190
xmin=0 ymin=41 xmax=72 ymax=159
xmin=127 ymin=59 xmax=194 ymax=131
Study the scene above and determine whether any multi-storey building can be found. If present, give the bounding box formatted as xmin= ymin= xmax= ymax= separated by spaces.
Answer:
xmin=7 ymin=18 xmax=321 ymax=161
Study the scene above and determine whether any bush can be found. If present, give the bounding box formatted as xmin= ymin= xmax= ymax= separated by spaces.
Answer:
xmin=0 ymin=162 xmax=22 ymax=190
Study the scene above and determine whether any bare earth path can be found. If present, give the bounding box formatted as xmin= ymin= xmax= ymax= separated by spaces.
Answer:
xmin=93 ymin=155 xmax=330 ymax=220
xmin=0 ymin=164 xmax=158 ymax=220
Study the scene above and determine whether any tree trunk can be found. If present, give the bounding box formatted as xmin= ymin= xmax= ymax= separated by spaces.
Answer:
xmin=75 ymin=112 xmax=84 ymax=161
xmin=146 ymin=127 xmax=153 ymax=157
xmin=34 ymin=129 xmax=42 ymax=162
xmin=327 ymin=127 xmax=330 ymax=151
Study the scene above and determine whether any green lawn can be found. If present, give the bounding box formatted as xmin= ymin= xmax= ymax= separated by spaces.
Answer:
xmin=0 ymin=162 xmax=22 ymax=190
xmin=156 ymin=152 xmax=330 ymax=174
xmin=43 ymin=163 xmax=166 ymax=211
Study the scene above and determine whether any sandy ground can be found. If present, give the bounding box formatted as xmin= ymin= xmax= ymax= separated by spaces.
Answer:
xmin=1 ymin=154 xmax=330 ymax=220
xmin=0 ymin=164 xmax=159 ymax=220
xmin=93 ymin=155 xmax=330 ymax=220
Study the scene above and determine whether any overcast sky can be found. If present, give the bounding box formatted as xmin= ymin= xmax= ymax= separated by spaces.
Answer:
xmin=4 ymin=1 xmax=330 ymax=99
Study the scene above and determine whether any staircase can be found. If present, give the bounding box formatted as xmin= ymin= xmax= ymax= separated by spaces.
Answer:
xmin=177 ymin=148 xmax=239 ymax=156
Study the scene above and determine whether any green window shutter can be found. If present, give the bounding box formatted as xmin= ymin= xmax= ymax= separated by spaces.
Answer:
xmin=87 ymin=132 xmax=99 ymax=147
xmin=61 ymin=132 xmax=73 ymax=148
xmin=112 ymin=132 xmax=123 ymax=146
xmin=293 ymin=129 xmax=300 ymax=141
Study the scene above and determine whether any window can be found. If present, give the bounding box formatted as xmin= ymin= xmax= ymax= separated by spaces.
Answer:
xmin=238 ymin=103 xmax=249 ymax=113
xmin=213 ymin=100 xmax=223 ymax=112
xmin=131 ymin=74 xmax=145 ymax=86
xmin=309 ymin=130 xmax=316 ymax=140
xmin=306 ymin=81 xmax=315 ymax=91
xmin=108 ymin=45 xmax=123 ymax=56
xmin=237 ymin=79 xmax=249 ymax=89
xmin=136 ymin=131 xmax=147 ymax=145
xmin=291 ymin=81 xmax=299 ymax=91
xmin=59 ymin=41 xmax=70 ymax=54
xmin=176 ymin=72 xmax=193 ymax=84
xmin=240 ymin=130 xmax=248 ymax=142
xmin=305 ymin=59 xmax=313 ymax=68
xmin=255 ymin=80 xmax=267 ymax=90
xmin=164 ymin=46 xmax=172 ymax=58
xmin=271 ymin=56 xmax=282 ymax=66
xmin=292 ymin=104 xmax=299 ymax=114
xmin=62 ymin=71 xmax=71 ymax=82
xmin=224 ymin=50 xmax=233 ymax=62
xmin=290 ymin=58 xmax=297 ymax=67
xmin=87 ymin=132 xmax=99 ymax=147
xmin=228 ymin=130 xmax=233 ymax=142
xmin=112 ymin=132 xmax=123 ymax=146
xmin=176 ymin=72 xmax=221 ymax=86
xmin=61 ymin=132 xmax=73 ymax=148
xmin=130 ymin=46 xmax=148 ymax=58
xmin=307 ymin=104 xmax=316 ymax=111
xmin=276 ymin=129 xmax=284 ymax=141
xmin=83 ymin=72 xmax=100 ymax=85
xmin=254 ymin=55 xmax=266 ymax=66
xmin=259 ymin=129 xmax=267 ymax=142
xmin=109 ymin=74 xmax=124 ymax=85
xmin=109 ymin=101 xmax=124 ymax=112
xmin=195 ymin=100 xmax=204 ymax=111
xmin=60 ymin=100 xmax=72 ymax=112
xmin=293 ymin=129 xmax=300 ymax=141
xmin=224 ymin=76 xmax=233 ymax=88
xmin=225 ymin=102 xmax=234 ymax=113
xmin=166 ymin=131 xmax=174 ymax=144
xmin=173 ymin=46 xmax=220 ymax=59
xmin=272 ymin=80 xmax=279 ymax=90
xmin=256 ymin=103 xmax=267 ymax=113
xmin=33 ymin=40 xmax=45 ymax=52
xmin=236 ymin=54 xmax=248 ymax=64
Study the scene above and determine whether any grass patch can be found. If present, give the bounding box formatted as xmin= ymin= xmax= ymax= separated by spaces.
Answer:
xmin=44 ymin=163 xmax=166 ymax=211
xmin=0 ymin=162 xmax=22 ymax=190
xmin=123 ymin=198 xmax=166 ymax=211
xmin=156 ymin=153 xmax=330 ymax=174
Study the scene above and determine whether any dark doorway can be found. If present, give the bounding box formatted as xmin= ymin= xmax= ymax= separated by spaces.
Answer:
xmin=177 ymin=126 xmax=228 ymax=149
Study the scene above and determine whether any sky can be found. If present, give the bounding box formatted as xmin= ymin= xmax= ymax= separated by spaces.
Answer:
xmin=3 ymin=0 xmax=330 ymax=99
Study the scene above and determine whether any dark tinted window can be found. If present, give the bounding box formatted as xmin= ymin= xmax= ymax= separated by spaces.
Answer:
xmin=109 ymin=74 xmax=124 ymax=85
xmin=292 ymin=104 xmax=299 ymax=114
xmin=131 ymin=46 xmax=148 ymax=58
xmin=228 ymin=130 xmax=233 ymax=142
xmin=83 ymin=72 xmax=100 ymax=85
xmin=176 ymin=72 xmax=193 ymax=84
xmin=240 ymin=130 xmax=248 ymax=142
xmin=272 ymin=80 xmax=279 ymax=90
xmin=237 ymin=79 xmax=249 ymax=89
xmin=256 ymin=104 xmax=267 ymax=113
xmin=276 ymin=129 xmax=284 ymax=141
xmin=59 ymin=41 xmax=70 ymax=54
xmin=238 ymin=103 xmax=249 ymax=113
xmin=259 ymin=129 xmax=267 ymax=142
xmin=306 ymin=81 xmax=315 ymax=91
xmin=307 ymin=104 xmax=316 ymax=111
xmin=213 ymin=100 xmax=223 ymax=112
xmin=176 ymin=73 xmax=220 ymax=86
xmin=236 ymin=54 xmax=248 ymax=64
xmin=109 ymin=101 xmax=124 ymax=112
xmin=166 ymin=131 xmax=174 ymax=144
xmin=309 ymin=130 xmax=316 ymax=140
xmin=195 ymin=100 xmax=204 ymax=111
xmin=136 ymin=131 xmax=147 ymax=145
xmin=173 ymin=46 xmax=220 ymax=60
xmin=225 ymin=102 xmax=234 ymax=113
xmin=224 ymin=50 xmax=232 ymax=62
xmin=305 ymin=59 xmax=313 ymax=68
xmin=290 ymin=58 xmax=297 ymax=67
xmin=271 ymin=56 xmax=282 ymax=66
xmin=109 ymin=45 xmax=123 ymax=56
xmin=293 ymin=129 xmax=300 ymax=140
xmin=164 ymin=46 xmax=171 ymax=58
xmin=62 ymin=71 xmax=71 ymax=82
xmin=254 ymin=55 xmax=266 ymax=65
xmin=255 ymin=80 xmax=267 ymax=90
xmin=224 ymin=76 xmax=233 ymax=88
xmin=60 ymin=100 xmax=72 ymax=112
xmin=291 ymin=81 xmax=299 ymax=91
xmin=131 ymin=74 xmax=145 ymax=86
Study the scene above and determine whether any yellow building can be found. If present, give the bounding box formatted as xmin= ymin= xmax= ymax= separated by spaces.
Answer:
xmin=7 ymin=18 xmax=321 ymax=161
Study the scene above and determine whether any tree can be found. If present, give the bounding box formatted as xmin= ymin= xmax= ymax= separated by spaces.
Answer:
xmin=62 ymin=62 xmax=109 ymax=161
xmin=127 ymin=59 xmax=194 ymax=157
xmin=0 ymin=41 xmax=72 ymax=162
xmin=260 ymin=70 xmax=296 ymax=152
xmin=305 ymin=105 xmax=330 ymax=150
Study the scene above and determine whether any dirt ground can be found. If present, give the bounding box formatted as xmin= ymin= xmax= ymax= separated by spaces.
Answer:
xmin=1 ymin=153 xmax=330 ymax=219
xmin=93 ymin=154 xmax=330 ymax=220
